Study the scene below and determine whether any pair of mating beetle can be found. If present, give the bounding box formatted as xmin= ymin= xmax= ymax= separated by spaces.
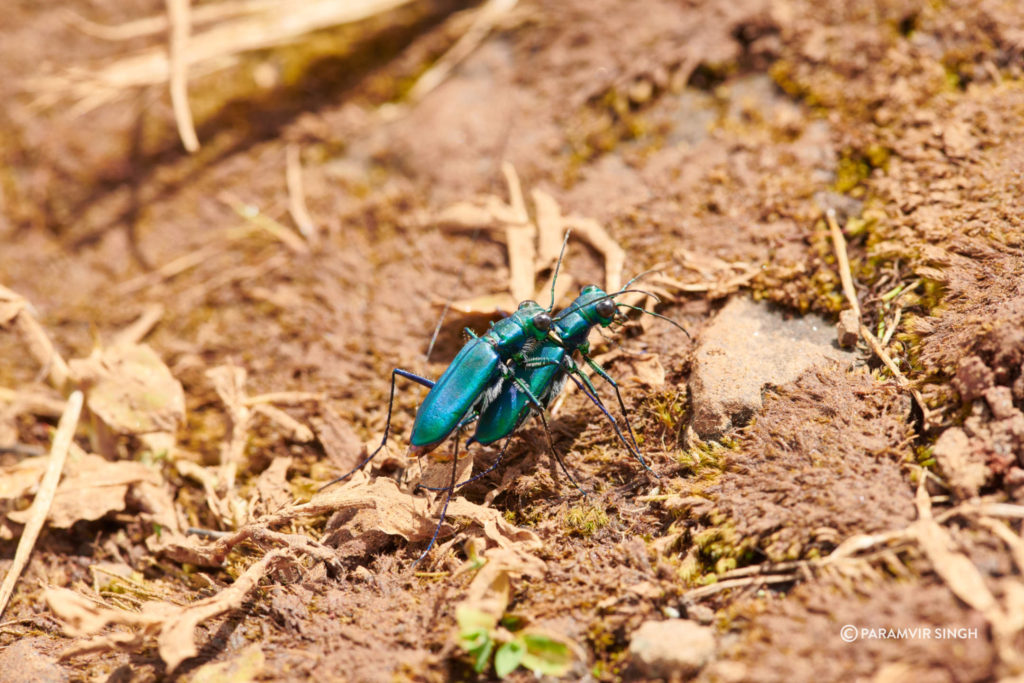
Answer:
xmin=323 ymin=239 xmax=687 ymax=565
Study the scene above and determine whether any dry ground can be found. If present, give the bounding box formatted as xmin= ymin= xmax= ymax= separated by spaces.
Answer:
xmin=1 ymin=0 xmax=1024 ymax=681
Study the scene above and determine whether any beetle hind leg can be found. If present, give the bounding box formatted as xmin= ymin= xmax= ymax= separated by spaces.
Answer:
xmin=318 ymin=368 xmax=435 ymax=492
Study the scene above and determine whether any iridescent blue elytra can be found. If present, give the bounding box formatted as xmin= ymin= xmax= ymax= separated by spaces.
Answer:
xmin=408 ymin=299 xmax=553 ymax=456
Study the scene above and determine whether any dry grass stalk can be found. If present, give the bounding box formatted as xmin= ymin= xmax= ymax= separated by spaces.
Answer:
xmin=64 ymin=0 xmax=282 ymax=42
xmin=166 ymin=0 xmax=199 ymax=152
xmin=242 ymin=391 xmax=324 ymax=405
xmin=0 ymin=391 xmax=83 ymax=619
xmin=220 ymin=192 xmax=310 ymax=254
xmin=110 ymin=304 xmax=165 ymax=347
xmin=285 ymin=144 xmax=317 ymax=243
xmin=405 ymin=0 xmax=517 ymax=103
xmin=113 ymin=243 xmax=222 ymax=295
xmin=825 ymin=209 xmax=929 ymax=426
xmin=0 ymin=286 xmax=71 ymax=390
xmin=31 ymin=0 xmax=417 ymax=111
xmin=825 ymin=208 xmax=860 ymax=319
xmin=683 ymin=574 xmax=798 ymax=600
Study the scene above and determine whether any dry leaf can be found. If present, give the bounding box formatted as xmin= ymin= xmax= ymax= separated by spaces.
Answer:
xmin=7 ymin=449 xmax=164 ymax=529
xmin=619 ymin=353 xmax=666 ymax=388
xmin=448 ymin=498 xmax=542 ymax=552
xmin=312 ymin=409 xmax=366 ymax=472
xmin=70 ymin=344 xmax=185 ymax=436
xmin=309 ymin=476 xmax=434 ymax=541
xmin=49 ymin=550 xmax=290 ymax=671
xmin=413 ymin=452 xmax=475 ymax=492
xmin=207 ymin=365 xmax=250 ymax=467
xmin=189 ymin=644 xmax=266 ymax=683
xmin=254 ymin=456 xmax=293 ymax=516
xmin=0 ymin=458 xmax=47 ymax=500
xmin=252 ymin=404 xmax=313 ymax=442
xmin=0 ymin=286 xmax=28 ymax=325
xmin=152 ymin=520 xmax=337 ymax=569
xmin=463 ymin=560 xmax=512 ymax=623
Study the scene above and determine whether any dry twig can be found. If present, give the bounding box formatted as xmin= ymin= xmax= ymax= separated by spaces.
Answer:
xmin=30 ymin=0 xmax=417 ymax=112
xmin=0 ymin=391 xmax=83 ymax=619
xmin=826 ymin=208 xmax=860 ymax=319
xmin=0 ymin=286 xmax=71 ymax=390
xmin=404 ymin=0 xmax=518 ymax=104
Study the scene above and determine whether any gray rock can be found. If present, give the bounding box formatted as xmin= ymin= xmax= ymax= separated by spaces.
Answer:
xmin=629 ymin=619 xmax=715 ymax=678
xmin=689 ymin=297 xmax=857 ymax=438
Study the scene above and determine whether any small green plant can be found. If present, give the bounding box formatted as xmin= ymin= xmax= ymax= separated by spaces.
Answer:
xmin=456 ymin=607 xmax=573 ymax=678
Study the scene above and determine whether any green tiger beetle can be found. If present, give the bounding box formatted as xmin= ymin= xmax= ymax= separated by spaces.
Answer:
xmin=419 ymin=277 xmax=690 ymax=497
xmin=321 ymin=235 xmax=688 ymax=565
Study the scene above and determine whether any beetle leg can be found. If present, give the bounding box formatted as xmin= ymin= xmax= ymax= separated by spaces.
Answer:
xmin=533 ymin=407 xmax=589 ymax=498
xmin=564 ymin=359 xmax=658 ymax=477
xmin=581 ymin=353 xmax=642 ymax=453
xmin=497 ymin=362 xmax=547 ymax=413
xmin=319 ymin=368 xmax=435 ymax=492
xmin=412 ymin=424 xmax=464 ymax=567
xmin=418 ymin=433 xmax=514 ymax=492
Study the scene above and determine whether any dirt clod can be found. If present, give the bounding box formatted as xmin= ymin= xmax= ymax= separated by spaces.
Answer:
xmin=0 ymin=639 xmax=68 ymax=683
xmin=837 ymin=309 xmax=860 ymax=348
xmin=954 ymin=356 xmax=995 ymax=403
xmin=984 ymin=386 xmax=1017 ymax=422
xmin=629 ymin=619 xmax=715 ymax=679
xmin=933 ymin=427 xmax=988 ymax=499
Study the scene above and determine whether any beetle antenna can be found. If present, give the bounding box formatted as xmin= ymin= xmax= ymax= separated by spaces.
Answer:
xmin=619 ymin=268 xmax=662 ymax=293
xmin=617 ymin=288 xmax=663 ymax=304
xmin=549 ymin=230 xmax=571 ymax=312
xmin=616 ymin=303 xmax=691 ymax=338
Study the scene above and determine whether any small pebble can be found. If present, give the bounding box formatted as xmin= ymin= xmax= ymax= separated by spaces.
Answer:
xmin=629 ymin=619 xmax=716 ymax=678
xmin=837 ymin=309 xmax=860 ymax=348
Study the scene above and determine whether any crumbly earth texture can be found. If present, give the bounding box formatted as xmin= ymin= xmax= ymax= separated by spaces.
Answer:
xmin=1 ymin=0 xmax=1023 ymax=681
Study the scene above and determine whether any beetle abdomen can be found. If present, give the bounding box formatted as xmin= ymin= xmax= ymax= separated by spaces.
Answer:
xmin=409 ymin=339 xmax=498 ymax=453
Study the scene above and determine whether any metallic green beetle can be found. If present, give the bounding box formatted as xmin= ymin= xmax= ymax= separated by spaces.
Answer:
xmin=450 ymin=281 xmax=688 ymax=491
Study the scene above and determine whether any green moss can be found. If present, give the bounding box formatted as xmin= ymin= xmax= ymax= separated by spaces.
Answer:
xmin=769 ymin=60 xmax=822 ymax=109
xmin=675 ymin=438 xmax=734 ymax=485
xmin=647 ymin=390 xmax=687 ymax=432
xmin=834 ymin=155 xmax=871 ymax=194
xmin=677 ymin=551 xmax=703 ymax=584
xmin=563 ymin=504 xmax=610 ymax=537
xmin=915 ymin=444 xmax=936 ymax=468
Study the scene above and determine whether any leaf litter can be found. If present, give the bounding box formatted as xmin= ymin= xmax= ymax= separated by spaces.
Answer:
xmin=3 ymin=0 xmax=1024 ymax=680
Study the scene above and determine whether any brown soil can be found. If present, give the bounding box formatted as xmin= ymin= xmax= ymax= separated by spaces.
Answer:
xmin=2 ymin=0 xmax=1024 ymax=681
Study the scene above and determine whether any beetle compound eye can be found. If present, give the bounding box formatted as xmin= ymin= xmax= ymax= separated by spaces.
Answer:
xmin=596 ymin=299 xmax=616 ymax=318
xmin=533 ymin=312 xmax=552 ymax=332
